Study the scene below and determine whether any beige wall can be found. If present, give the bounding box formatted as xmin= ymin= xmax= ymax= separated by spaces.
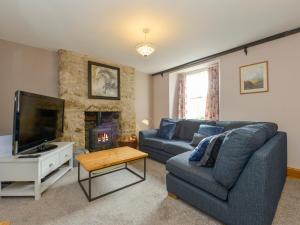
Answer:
xmin=152 ymin=74 xmax=169 ymax=128
xmin=219 ymin=33 xmax=300 ymax=169
xmin=0 ymin=39 xmax=153 ymax=142
xmin=0 ymin=39 xmax=58 ymax=135
xmin=151 ymin=33 xmax=300 ymax=169
xmin=135 ymin=71 xmax=152 ymax=134
xmin=169 ymin=72 xmax=179 ymax=119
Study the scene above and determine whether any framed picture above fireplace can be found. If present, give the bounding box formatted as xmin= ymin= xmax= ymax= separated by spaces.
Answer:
xmin=88 ymin=61 xmax=120 ymax=100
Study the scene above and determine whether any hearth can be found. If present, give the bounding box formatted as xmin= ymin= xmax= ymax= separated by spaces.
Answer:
xmin=85 ymin=112 xmax=119 ymax=151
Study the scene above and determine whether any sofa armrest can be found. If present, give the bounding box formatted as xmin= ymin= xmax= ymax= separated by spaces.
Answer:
xmin=139 ymin=129 xmax=159 ymax=146
xmin=228 ymin=132 xmax=287 ymax=225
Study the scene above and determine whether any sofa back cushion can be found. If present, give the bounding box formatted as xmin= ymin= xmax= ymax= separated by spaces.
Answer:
xmin=175 ymin=119 xmax=216 ymax=141
xmin=215 ymin=121 xmax=256 ymax=131
xmin=190 ymin=133 xmax=206 ymax=147
xmin=213 ymin=123 xmax=278 ymax=189
xmin=198 ymin=124 xmax=225 ymax=136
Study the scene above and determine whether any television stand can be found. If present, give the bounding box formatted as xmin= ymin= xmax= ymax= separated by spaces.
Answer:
xmin=0 ymin=142 xmax=74 ymax=200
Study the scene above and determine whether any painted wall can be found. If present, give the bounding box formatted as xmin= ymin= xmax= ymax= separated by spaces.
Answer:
xmin=135 ymin=71 xmax=152 ymax=134
xmin=152 ymin=74 xmax=169 ymax=128
xmin=219 ymin=33 xmax=300 ymax=169
xmin=169 ymin=73 xmax=179 ymax=119
xmin=0 ymin=39 xmax=153 ymax=142
xmin=0 ymin=39 xmax=58 ymax=135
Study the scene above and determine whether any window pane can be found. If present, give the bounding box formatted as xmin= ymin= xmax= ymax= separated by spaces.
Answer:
xmin=186 ymin=71 xmax=208 ymax=98
xmin=186 ymin=70 xmax=208 ymax=119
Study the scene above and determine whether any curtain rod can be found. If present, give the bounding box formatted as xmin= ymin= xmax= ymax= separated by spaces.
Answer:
xmin=151 ymin=27 xmax=300 ymax=76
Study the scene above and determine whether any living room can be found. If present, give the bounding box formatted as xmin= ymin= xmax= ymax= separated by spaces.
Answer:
xmin=0 ymin=1 xmax=300 ymax=225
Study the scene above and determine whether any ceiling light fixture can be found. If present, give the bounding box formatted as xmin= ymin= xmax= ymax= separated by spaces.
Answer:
xmin=136 ymin=28 xmax=155 ymax=57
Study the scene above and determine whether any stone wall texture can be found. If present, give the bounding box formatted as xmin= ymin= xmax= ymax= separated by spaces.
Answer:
xmin=58 ymin=49 xmax=136 ymax=148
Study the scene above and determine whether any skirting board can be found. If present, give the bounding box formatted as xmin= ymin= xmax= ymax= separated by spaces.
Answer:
xmin=287 ymin=167 xmax=300 ymax=179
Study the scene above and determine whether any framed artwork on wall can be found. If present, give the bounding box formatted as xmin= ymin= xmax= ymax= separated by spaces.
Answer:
xmin=240 ymin=61 xmax=269 ymax=94
xmin=88 ymin=61 xmax=120 ymax=100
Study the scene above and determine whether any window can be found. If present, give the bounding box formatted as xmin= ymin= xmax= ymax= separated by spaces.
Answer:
xmin=186 ymin=70 xmax=208 ymax=119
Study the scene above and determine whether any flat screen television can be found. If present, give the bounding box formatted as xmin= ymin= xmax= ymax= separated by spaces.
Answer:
xmin=13 ymin=91 xmax=64 ymax=155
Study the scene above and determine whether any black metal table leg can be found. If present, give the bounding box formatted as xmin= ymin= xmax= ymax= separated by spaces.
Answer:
xmin=88 ymin=172 xmax=91 ymax=201
xmin=78 ymin=163 xmax=80 ymax=181
xmin=145 ymin=158 xmax=147 ymax=179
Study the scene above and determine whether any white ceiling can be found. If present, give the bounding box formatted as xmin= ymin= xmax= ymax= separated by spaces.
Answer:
xmin=0 ymin=0 xmax=299 ymax=74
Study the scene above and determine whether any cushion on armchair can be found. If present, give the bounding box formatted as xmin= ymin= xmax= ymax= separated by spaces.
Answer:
xmin=213 ymin=123 xmax=278 ymax=189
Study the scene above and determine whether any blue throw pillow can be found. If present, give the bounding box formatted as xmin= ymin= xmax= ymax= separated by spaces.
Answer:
xmin=198 ymin=124 xmax=224 ymax=136
xmin=189 ymin=136 xmax=214 ymax=161
xmin=197 ymin=133 xmax=226 ymax=167
xmin=157 ymin=119 xmax=177 ymax=140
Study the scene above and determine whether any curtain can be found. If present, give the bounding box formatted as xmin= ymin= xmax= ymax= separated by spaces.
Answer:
xmin=177 ymin=73 xmax=187 ymax=119
xmin=205 ymin=64 xmax=219 ymax=120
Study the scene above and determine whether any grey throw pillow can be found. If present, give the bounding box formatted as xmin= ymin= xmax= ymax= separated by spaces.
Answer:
xmin=190 ymin=133 xmax=206 ymax=147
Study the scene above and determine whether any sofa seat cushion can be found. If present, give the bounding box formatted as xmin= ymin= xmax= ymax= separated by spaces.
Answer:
xmin=143 ymin=137 xmax=170 ymax=149
xmin=166 ymin=152 xmax=228 ymax=200
xmin=163 ymin=141 xmax=194 ymax=155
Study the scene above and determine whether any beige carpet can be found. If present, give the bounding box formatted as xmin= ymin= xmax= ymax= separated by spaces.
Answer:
xmin=0 ymin=159 xmax=300 ymax=225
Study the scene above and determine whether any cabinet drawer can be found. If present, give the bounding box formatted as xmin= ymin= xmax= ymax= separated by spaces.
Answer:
xmin=41 ymin=154 xmax=59 ymax=178
xmin=59 ymin=147 xmax=72 ymax=164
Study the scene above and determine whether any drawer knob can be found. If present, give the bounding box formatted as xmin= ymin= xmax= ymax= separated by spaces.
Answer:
xmin=49 ymin=163 xmax=54 ymax=167
xmin=65 ymin=154 xmax=68 ymax=157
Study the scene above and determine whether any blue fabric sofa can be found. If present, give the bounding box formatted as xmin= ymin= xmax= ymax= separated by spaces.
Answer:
xmin=139 ymin=119 xmax=254 ymax=163
xmin=139 ymin=120 xmax=287 ymax=225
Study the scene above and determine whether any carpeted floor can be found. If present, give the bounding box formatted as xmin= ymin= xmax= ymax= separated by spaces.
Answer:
xmin=0 ymin=159 xmax=300 ymax=225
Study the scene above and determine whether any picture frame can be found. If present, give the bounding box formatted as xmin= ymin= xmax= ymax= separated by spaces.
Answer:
xmin=88 ymin=61 xmax=120 ymax=100
xmin=239 ymin=61 xmax=269 ymax=94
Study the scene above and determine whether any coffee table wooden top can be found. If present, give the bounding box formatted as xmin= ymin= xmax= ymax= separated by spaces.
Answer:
xmin=76 ymin=147 xmax=148 ymax=172
xmin=0 ymin=221 xmax=11 ymax=225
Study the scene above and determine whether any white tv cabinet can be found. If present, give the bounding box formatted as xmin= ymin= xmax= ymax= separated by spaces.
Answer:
xmin=0 ymin=142 xmax=74 ymax=200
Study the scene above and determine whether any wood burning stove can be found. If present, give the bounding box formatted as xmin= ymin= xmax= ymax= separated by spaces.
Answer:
xmin=85 ymin=112 xmax=119 ymax=151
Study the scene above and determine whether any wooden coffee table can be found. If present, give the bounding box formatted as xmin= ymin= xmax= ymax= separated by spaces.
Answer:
xmin=76 ymin=146 xmax=148 ymax=202
xmin=0 ymin=221 xmax=11 ymax=225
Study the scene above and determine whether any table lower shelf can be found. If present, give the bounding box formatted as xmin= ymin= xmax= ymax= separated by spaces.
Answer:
xmin=0 ymin=165 xmax=72 ymax=197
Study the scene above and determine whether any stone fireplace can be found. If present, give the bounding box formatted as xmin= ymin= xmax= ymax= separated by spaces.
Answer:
xmin=58 ymin=49 xmax=136 ymax=148
xmin=85 ymin=111 xmax=120 ymax=151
